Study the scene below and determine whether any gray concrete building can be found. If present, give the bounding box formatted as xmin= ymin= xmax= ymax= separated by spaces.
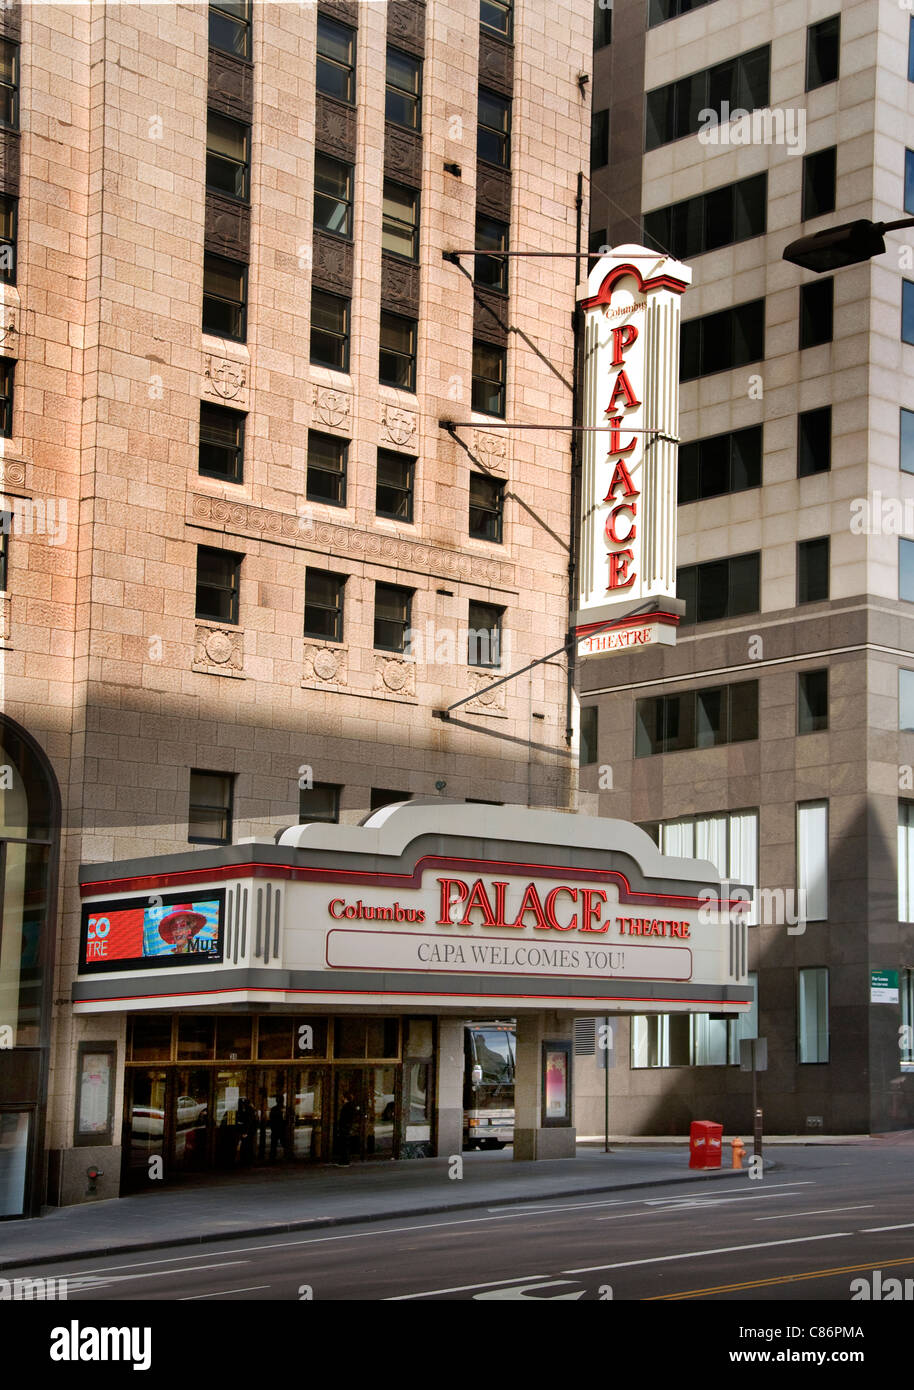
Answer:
xmin=577 ymin=0 xmax=914 ymax=1136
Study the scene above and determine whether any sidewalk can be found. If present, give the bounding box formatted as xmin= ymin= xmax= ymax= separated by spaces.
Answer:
xmin=0 ymin=1143 xmax=749 ymax=1271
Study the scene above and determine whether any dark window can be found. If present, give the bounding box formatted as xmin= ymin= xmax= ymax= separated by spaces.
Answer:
xmin=196 ymin=546 xmax=242 ymax=624
xmin=468 ymin=601 xmax=503 ymax=668
xmin=901 ymin=538 xmax=914 ymax=602
xmin=306 ymin=432 xmax=347 ymax=507
xmin=478 ymin=88 xmax=510 ymax=167
xmin=209 ymin=1 xmax=251 ymax=59
xmin=206 ymin=111 xmax=249 ymax=200
xmin=680 ymin=299 xmax=764 ymax=381
xmin=799 ymin=278 xmax=834 ymax=348
xmin=314 ymin=155 xmax=353 ymax=237
xmin=386 ymin=48 xmax=421 ymax=130
xmin=202 ymin=254 xmax=247 ymax=341
xmin=299 ymin=782 xmax=341 ymax=823
xmin=0 ymin=193 xmax=16 ymax=284
xmin=802 ymin=146 xmax=837 ymax=221
xmin=481 ymin=0 xmax=513 ymax=38
xmin=902 ymin=409 xmax=914 ymax=474
xmin=379 ymin=312 xmax=417 ymax=391
xmin=644 ymin=173 xmax=767 ymax=260
xmin=374 ymin=583 xmax=412 ymax=652
xmin=0 ymin=515 xmax=8 ymax=590
xmin=798 ymin=669 xmax=828 ymax=734
xmin=199 ymin=403 xmax=244 ymax=483
xmin=591 ymin=109 xmax=609 ymax=169
xmin=376 ymin=449 xmax=414 ymax=521
xmin=904 ymin=281 xmax=914 ymax=346
xmin=900 ymin=669 xmax=914 ymax=731
xmin=304 ymin=568 xmax=345 ymax=642
xmin=475 ymin=214 xmax=509 ymax=292
xmin=317 ymin=16 xmax=356 ymax=104
xmin=189 ymin=770 xmax=233 ymax=845
xmin=371 ymin=787 xmax=410 ymax=811
xmin=580 ymin=705 xmax=598 ymax=764
xmin=645 ymin=44 xmax=769 ymax=151
xmin=636 ymin=681 xmax=758 ymax=756
xmin=589 ymin=227 xmax=608 ymax=255
xmin=594 ymin=0 xmax=612 ymax=47
xmin=472 ymin=340 xmax=506 ymax=416
xmin=382 ymin=181 xmax=419 ymax=260
xmin=310 ymin=289 xmax=350 ymax=370
xmin=910 ymin=15 xmax=914 ymax=83
xmin=469 ymin=472 xmax=505 ymax=542
xmin=907 ymin=150 xmax=914 ymax=216
xmin=678 ymin=425 xmax=762 ymax=504
xmin=0 ymin=358 xmax=13 ymax=437
xmin=797 ymin=537 xmax=829 ymax=604
xmin=677 ymin=552 xmax=760 ymax=626
xmin=798 ymin=407 xmax=831 ymax=476
xmin=806 ymin=14 xmax=840 ymax=91
xmin=649 ymin=0 xmax=718 ymax=26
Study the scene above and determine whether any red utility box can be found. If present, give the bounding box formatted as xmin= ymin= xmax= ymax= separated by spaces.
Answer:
xmin=688 ymin=1120 xmax=723 ymax=1169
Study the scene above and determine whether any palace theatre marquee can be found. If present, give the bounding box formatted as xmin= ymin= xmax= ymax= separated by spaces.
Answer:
xmin=72 ymin=803 xmax=751 ymax=1176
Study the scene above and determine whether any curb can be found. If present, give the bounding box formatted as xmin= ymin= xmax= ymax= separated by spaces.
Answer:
xmin=0 ymin=1161 xmax=767 ymax=1273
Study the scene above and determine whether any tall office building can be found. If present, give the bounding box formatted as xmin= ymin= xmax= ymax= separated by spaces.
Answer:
xmin=579 ymin=0 xmax=914 ymax=1134
xmin=0 ymin=0 xmax=592 ymax=1214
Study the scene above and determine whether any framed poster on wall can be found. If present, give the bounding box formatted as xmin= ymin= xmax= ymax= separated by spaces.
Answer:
xmin=74 ymin=1041 xmax=116 ymax=1146
xmin=541 ymin=1040 xmax=572 ymax=1127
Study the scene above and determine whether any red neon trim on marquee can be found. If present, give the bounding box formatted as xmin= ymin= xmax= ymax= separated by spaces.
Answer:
xmin=80 ymin=852 xmax=747 ymax=913
xmin=581 ymin=262 xmax=689 ymax=313
xmin=575 ymin=612 xmax=680 ymax=638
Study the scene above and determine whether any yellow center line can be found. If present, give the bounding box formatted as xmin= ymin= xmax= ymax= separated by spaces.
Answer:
xmin=647 ymin=1253 xmax=914 ymax=1300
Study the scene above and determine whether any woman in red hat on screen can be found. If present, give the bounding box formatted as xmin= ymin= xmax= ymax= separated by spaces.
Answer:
xmin=157 ymin=904 xmax=208 ymax=955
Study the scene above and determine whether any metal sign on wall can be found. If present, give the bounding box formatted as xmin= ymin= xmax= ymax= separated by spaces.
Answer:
xmin=575 ymin=245 xmax=691 ymax=657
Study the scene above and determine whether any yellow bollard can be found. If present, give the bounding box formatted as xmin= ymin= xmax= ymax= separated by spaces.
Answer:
xmin=732 ymin=1136 xmax=746 ymax=1169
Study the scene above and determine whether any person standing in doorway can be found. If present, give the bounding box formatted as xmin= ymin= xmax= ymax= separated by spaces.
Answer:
xmin=269 ymin=1097 xmax=286 ymax=1162
xmin=334 ymin=1090 xmax=359 ymax=1166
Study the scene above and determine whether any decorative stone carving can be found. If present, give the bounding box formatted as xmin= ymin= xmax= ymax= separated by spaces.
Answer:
xmin=473 ymin=432 xmax=508 ymax=473
xmin=0 ymin=457 xmax=28 ymax=493
xmin=193 ymin=623 xmax=244 ymax=677
xmin=473 ymin=288 xmax=508 ymax=345
xmin=316 ymin=94 xmax=356 ymax=160
xmin=312 ymin=229 xmax=353 ymax=293
xmin=189 ymin=493 xmax=515 ymax=587
xmin=312 ymin=385 xmax=351 ymax=432
xmin=380 ymin=403 xmax=417 ymax=449
xmin=478 ymin=33 xmax=514 ymax=95
xmin=0 ymin=594 xmax=9 ymax=642
xmin=384 ymin=124 xmax=421 ymax=186
xmin=464 ymin=668 xmax=506 ymax=715
xmin=0 ymin=129 xmax=20 ymax=195
xmin=0 ymin=308 xmax=18 ymax=354
xmin=317 ymin=0 xmax=361 ymax=24
xmin=476 ymin=161 xmax=511 ymax=220
xmin=381 ymin=254 xmax=419 ymax=315
xmin=374 ymin=653 xmax=416 ymax=698
xmin=386 ymin=0 xmax=425 ymax=55
xmin=207 ymin=49 xmax=254 ymax=121
xmin=303 ymin=640 xmax=348 ymax=687
xmin=202 ymin=353 xmax=249 ymax=408
xmin=204 ymin=192 xmax=250 ymax=262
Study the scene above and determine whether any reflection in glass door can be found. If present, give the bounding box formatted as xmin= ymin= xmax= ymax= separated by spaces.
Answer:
xmin=334 ymin=1068 xmax=397 ymax=1161
xmin=214 ymin=1068 xmax=246 ymax=1169
xmin=366 ymin=1067 xmax=397 ymax=1158
xmin=125 ymin=1070 xmax=167 ymax=1187
xmin=292 ymin=1068 xmax=324 ymax=1161
xmin=173 ymin=1069 xmax=211 ymax=1172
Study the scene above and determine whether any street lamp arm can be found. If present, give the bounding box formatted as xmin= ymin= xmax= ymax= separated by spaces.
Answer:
xmin=876 ymin=216 xmax=914 ymax=235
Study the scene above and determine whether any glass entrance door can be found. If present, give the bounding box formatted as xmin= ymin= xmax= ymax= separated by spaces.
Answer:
xmin=173 ymin=1069 xmax=211 ymax=1173
xmin=333 ymin=1068 xmax=397 ymax=1161
xmin=124 ymin=1069 xmax=167 ymax=1189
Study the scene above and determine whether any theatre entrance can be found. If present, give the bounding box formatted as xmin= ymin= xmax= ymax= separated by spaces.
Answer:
xmin=121 ymin=1013 xmax=435 ymax=1190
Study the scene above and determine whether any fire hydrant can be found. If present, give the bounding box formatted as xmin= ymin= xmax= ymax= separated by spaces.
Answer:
xmin=731 ymin=1137 xmax=746 ymax=1170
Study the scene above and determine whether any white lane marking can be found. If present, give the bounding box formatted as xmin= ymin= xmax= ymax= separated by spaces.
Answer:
xmin=75 ymin=1260 xmax=248 ymax=1287
xmin=179 ymin=1285 xmax=271 ymax=1300
xmin=642 ymin=1181 xmax=815 ymax=1205
xmin=562 ymin=1231 xmax=854 ymax=1275
xmin=754 ymin=1205 xmax=874 ymax=1222
xmin=22 ymin=1180 xmax=822 ymax=1280
xmin=489 ymin=1181 xmax=815 ymax=1219
xmin=859 ymin=1222 xmax=914 ymax=1232
xmin=386 ymin=1273 xmax=553 ymax=1300
xmin=596 ymin=1194 xmax=796 ymax=1222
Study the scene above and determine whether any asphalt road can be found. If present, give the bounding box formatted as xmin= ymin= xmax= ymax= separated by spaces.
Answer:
xmin=6 ymin=1147 xmax=912 ymax=1303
